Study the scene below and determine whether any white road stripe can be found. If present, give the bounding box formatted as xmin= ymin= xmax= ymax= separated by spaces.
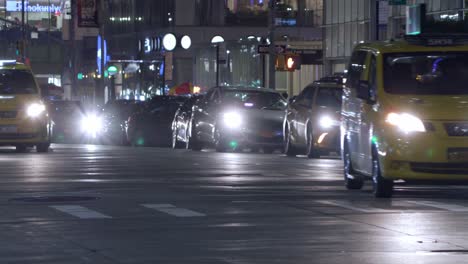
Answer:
xmin=318 ymin=200 xmax=393 ymax=213
xmin=142 ymin=204 xmax=206 ymax=217
xmin=406 ymin=200 xmax=468 ymax=212
xmin=50 ymin=205 xmax=112 ymax=219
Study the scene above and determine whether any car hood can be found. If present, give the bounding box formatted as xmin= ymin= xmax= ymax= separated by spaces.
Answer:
xmin=0 ymin=94 xmax=41 ymax=110
xmin=382 ymin=94 xmax=468 ymax=121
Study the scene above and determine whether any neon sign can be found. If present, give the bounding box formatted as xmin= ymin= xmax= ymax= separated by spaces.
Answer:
xmin=6 ymin=1 xmax=62 ymax=13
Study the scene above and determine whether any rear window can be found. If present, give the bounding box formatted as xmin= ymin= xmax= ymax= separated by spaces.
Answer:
xmin=0 ymin=70 xmax=37 ymax=94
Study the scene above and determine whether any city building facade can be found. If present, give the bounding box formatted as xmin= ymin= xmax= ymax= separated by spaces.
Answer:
xmin=104 ymin=0 xmax=324 ymax=100
xmin=323 ymin=0 xmax=468 ymax=74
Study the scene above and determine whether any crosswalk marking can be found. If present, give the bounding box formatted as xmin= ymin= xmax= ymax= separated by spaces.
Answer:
xmin=406 ymin=200 xmax=468 ymax=212
xmin=317 ymin=200 xmax=399 ymax=213
xmin=50 ymin=205 xmax=112 ymax=219
xmin=142 ymin=204 xmax=206 ymax=217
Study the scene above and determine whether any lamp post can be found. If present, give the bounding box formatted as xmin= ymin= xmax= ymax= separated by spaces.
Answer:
xmin=211 ymin=36 xmax=225 ymax=87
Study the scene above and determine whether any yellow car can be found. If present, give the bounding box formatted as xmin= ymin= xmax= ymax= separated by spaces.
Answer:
xmin=341 ymin=35 xmax=468 ymax=197
xmin=0 ymin=60 xmax=51 ymax=152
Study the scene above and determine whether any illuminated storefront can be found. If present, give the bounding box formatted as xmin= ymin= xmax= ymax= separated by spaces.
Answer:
xmin=0 ymin=0 xmax=65 ymax=31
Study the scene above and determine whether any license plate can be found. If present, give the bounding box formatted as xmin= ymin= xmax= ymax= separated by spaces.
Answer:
xmin=0 ymin=125 xmax=17 ymax=133
xmin=448 ymin=148 xmax=468 ymax=162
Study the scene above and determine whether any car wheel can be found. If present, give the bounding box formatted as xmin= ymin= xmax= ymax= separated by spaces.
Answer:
xmin=15 ymin=145 xmax=28 ymax=153
xmin=306 ymin=126 xmax=320 ymax=159
xmin=36 ymin=143 xmax=50 ymax=153
xmin=343 ymin=144 xmax=364 ymax=190
xmin=187 ymin=123 xmax=202 ymax=151
xmin=372 ymin=147 xmax=394 ymax=198
xmin=214 ymin=127 xmax=228 ymax=153
xmin=284 ymin=125 xmax=297 ymax=157
xmin=172 ymin=128 xmax=184 ymax=149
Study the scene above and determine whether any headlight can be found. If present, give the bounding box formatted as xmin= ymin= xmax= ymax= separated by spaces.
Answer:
xmin=223 ymin=112 xmax=242 ymax=129
xmin=26 ymin=103 xmax=46 ymax=118
xmin=319 ymin=116 xmax=337 ymax=129
xmin=386 ymin=112 xmax=426 ymax=133
xmin=81 ymin=114 xmax=103 ymax=135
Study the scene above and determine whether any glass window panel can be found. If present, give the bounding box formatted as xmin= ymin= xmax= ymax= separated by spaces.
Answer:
xmin=338 ymin=23 xmax=345 ymax=57
xmin=358 ymin=0 xmax=365 ymax=20
xmin=345 ymin=23 xmax=352 ymax=57
xmin=351 ymin=0 xmax=358 ymax=21
xmin=345 ymin=0 xmax=352 ymax=22
xmin=332 ymin=0 xmax=339 ymax=22
xmin=332 ymin=25 xmax=338 ymax=57
xmin=326 ymin=26 xmax=332 ymax=57
xmin=338 ymin=0 xmax=345 ymax=23
xmin=351 ymin=22 xmax=358 ymax=49
xmin=432 ymin=0 xmax=441 ymax=11
xmin=326 ymin=0 xmax=332 ymax=24
xmin=363 ymin=0 xmax=369 ymax=20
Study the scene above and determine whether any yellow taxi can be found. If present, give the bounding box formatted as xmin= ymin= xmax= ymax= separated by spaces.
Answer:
xmin=0 ymin=60 xmax=50 ymax=152
xmin=341 ymin=34 xmax=468 ymax=197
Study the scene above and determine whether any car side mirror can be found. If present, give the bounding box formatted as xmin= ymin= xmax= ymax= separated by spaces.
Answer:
xmin=356 ymin=80 xmax=374 ymax=103
xmin=288 ymin=96 xmax=297 ymax=104
xmin=282 ymin=92 xmax=289 ymax=99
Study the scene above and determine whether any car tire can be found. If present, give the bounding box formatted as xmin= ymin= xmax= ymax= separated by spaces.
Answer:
xmin=343 ymin=143 xmax=364 ymax=190
xmin=36 ymin=143 xmax=50 ymax=153
xmin=372 ymin=147 xmax=394 ymax=198
xmin=15 ymin=145 xmax=28 ymax=153
xmin=172 ymin=129 xmax=184 ymax=149
xmin=187 ymin=123 xmax=202 ymax=151
xmin=284 ymin=125 xmax=297 ymax=157
xmin=214 ymin=127 xmax=228 ymax=153
xmin=306 ymin=126 xmax=320 ymax=159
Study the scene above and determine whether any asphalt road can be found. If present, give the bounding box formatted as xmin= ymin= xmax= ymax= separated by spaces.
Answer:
xmin=1 ymin=144 xmax=468 ymax=263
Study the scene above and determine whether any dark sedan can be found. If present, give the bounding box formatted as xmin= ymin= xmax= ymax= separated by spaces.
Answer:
xmin=284 ymin=81 xmax=343 ymax=158
xmin=100 ymin=100 xmax=143 ymax=145
xmin=127 ymin=96 xmax=186 ymax=147
xmin=189 ymin=86 xmax=286 ymax=153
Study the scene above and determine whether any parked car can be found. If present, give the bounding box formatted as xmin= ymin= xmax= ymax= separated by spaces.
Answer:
xmin=127 ymin=96 xmax=186 ymax=147
xmin=284 ymin=80 xmax=343 ymax=158
xmin=48 ymin=100 xmax=86 ymax=143
xmin=171 ymin=95 xmax=202 ymax=149
xmin=100 ymin=100 xmax=143 ymax=145
xmin=189 ymin=86 xmax=286 ymax=153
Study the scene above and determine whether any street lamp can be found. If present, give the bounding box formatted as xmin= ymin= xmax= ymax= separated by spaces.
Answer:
xmin=211 ymin=36 xmax=225 ymax=87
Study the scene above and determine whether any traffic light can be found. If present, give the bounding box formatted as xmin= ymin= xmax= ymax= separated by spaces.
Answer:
xmin=276 ymin=54 xmax=301 ymax=71
xmin=285 ymin=54 xmax=301 ymax=71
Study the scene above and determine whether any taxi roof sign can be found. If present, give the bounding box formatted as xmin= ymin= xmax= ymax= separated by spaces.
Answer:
xmin=404 ymin=34 xmax=468 ymax=47
xmin=0 ymin=60 xmax=17 ymax=66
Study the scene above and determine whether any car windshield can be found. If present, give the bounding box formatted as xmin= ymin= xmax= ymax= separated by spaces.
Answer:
xmin=384 ymin=52 xmax=468 ymax=95
xmin=0 ymin=70 xmax=37 ymax=94
xmin=316 ymin=88 xmax=342 ymax=108
xmin=223 ymin=90 xmax=287 ymax=110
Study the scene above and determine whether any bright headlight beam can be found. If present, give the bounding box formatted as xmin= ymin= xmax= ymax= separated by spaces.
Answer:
xmin=386 ymin=112 xmax=426 ymax=133
xmin=81 ymin=114 xmax=103 ymax=136
xmin=27 ymin=103 xmax=46 ymax=118
xmin=223 ymin=112 xmax=242 ymax=129
xmin=319 ymin=116 xmax=335 ymax=129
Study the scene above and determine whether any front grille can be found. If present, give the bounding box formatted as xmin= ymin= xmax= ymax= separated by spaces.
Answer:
xmin=411 ymin=162 xmax=468 ymax=175
xmin=0 ymin=133 xmax=38 ymax=140
xmin=445 ymin=123 xmax=468 ymax=136
xmin=0 ymin=111 xmax=17 ymax=119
